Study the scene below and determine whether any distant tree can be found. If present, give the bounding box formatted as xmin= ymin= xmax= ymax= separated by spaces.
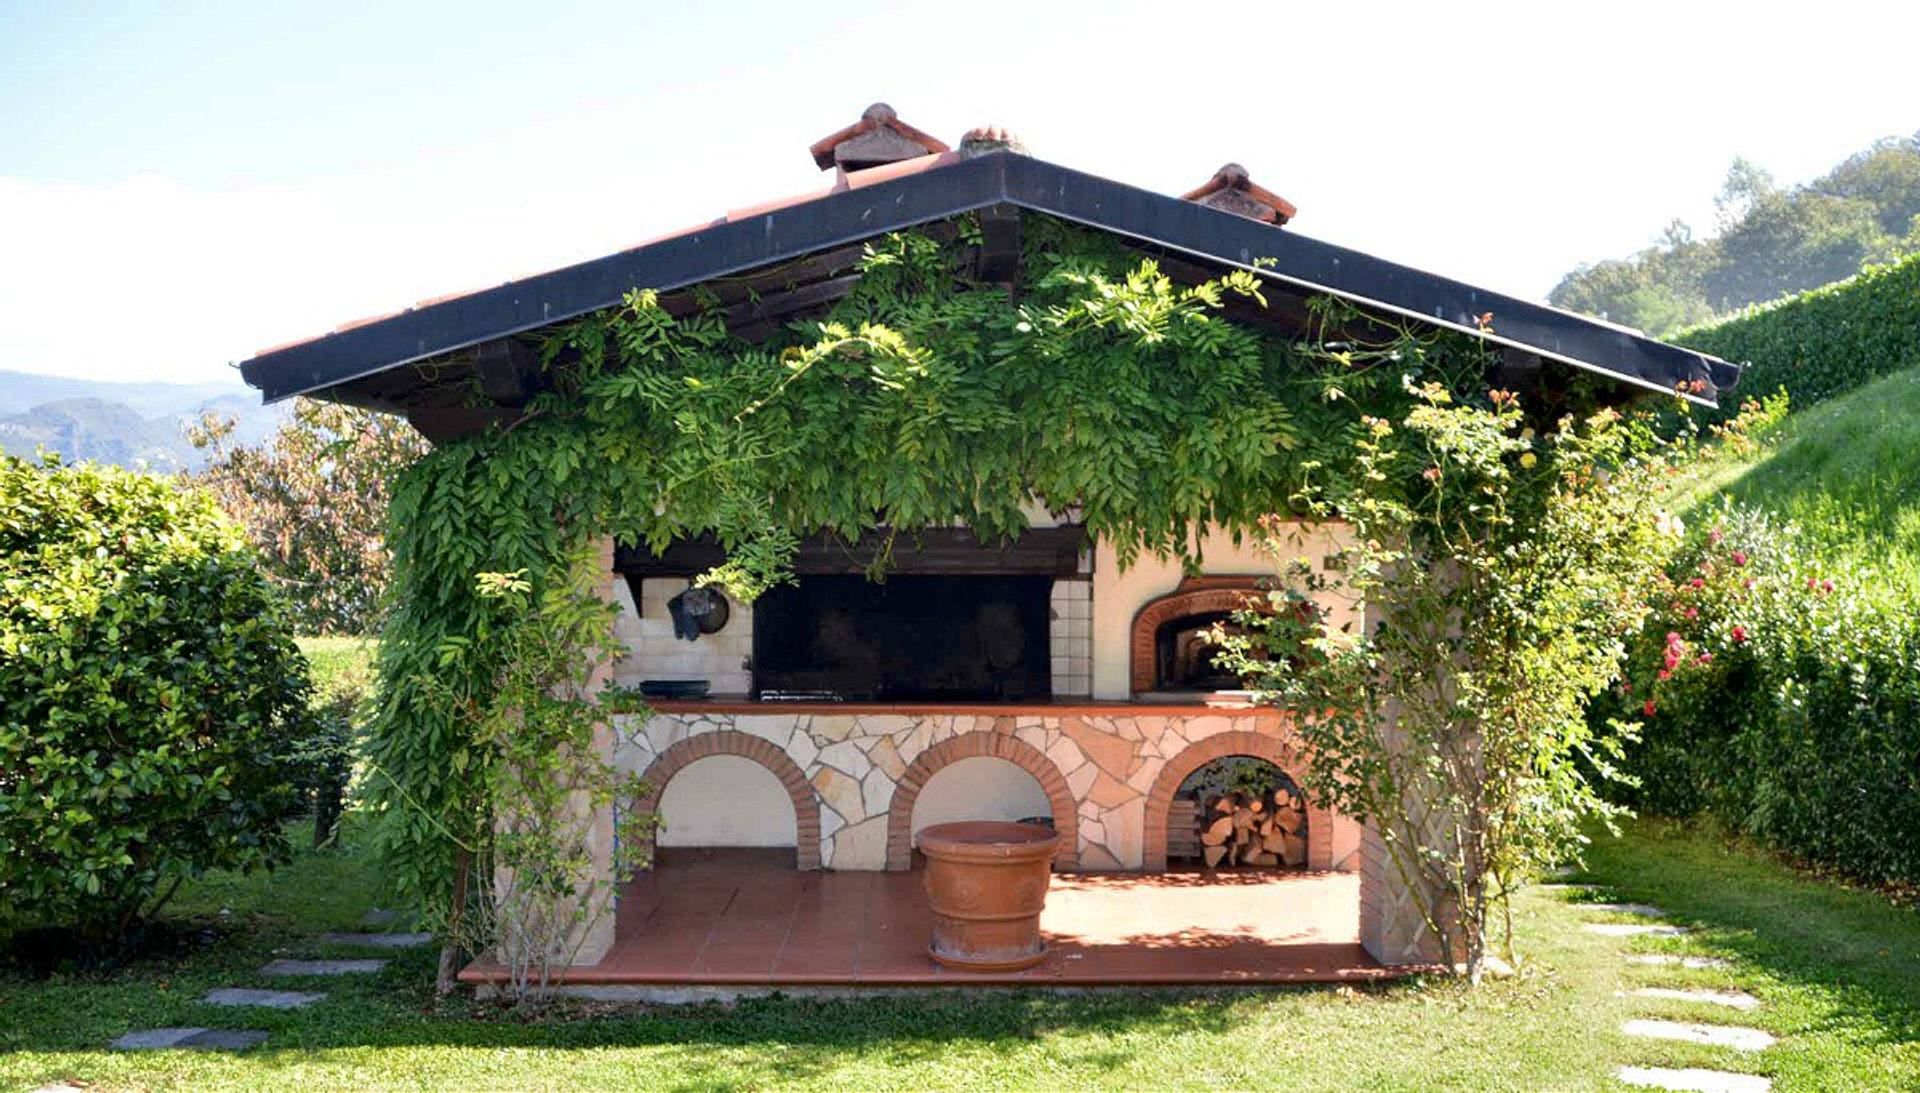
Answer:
xmin=1551 ymin=135 xmax=1920 ymax=329
xmin=189 ymin=398 xmax=429 ymax=634
xmin=1549 ymin=220 xmax=1715 ymax=336
xmin=1821 ymin=133 xmax=1920 ymax=236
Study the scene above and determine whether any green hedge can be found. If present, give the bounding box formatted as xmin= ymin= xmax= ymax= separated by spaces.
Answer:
xmin=1682 ymin=252 xmax=1920 ymax=415
xmin=1604 ymin=507 xmax=1920 ymax=886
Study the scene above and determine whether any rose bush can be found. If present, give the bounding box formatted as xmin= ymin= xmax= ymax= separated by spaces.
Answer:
xmin=1608 ymin=504 xmax=1920 ymax=885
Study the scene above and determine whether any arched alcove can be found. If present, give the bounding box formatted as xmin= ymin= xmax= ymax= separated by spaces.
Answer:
xmin=1143 ymin=730 xmax=1330 ymax=872
xmin=885 ymin=731 xmax=1077 ymax=870
xmin=633 ymin=731 xmax=821 ymax=870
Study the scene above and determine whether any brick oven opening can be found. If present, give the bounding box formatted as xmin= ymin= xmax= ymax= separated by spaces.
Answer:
xmin=1154 ymin=611 xmax=1241 ymax=692
xmin=1166 ymin=756 xmax=1309 ymax=870
xmin=752 ymin=574 xmax=1052 ymax=702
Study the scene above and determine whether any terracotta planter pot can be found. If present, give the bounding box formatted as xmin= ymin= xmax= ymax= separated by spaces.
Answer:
xmin=918 ymin=820 xmax=1061 ymax=971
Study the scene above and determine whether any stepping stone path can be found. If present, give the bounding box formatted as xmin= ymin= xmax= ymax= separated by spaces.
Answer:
xmin=1618 ymin=1065 xmax=1771 ymax=1092
xmin=1623 ymin=1018 xmax=1776 ymax=1052
xmin=260 ymin=958 xmax=388 ymax=976
xmin=1585 ymin=922 xmax=1690 ymax=937
xmin=321 ymin=931 xmax=434 ymax=948
xmin=203 ymin=987 xmax=327 ymax=1009
xmin=1631 ymin=986 xmax=1761 ymax=1011
xmin=1579 ymin=900 xmax=1777 ymax=1091
xmin=360 ymin=907 xmax=401 ymax=927
xmin=111 ymin=1027 xmax=269 ymax=1051
xmin=1629 ymin=954 xmax=1733 ymax=970
xmin=1581 ymin=902 xmax=1667 ymax=917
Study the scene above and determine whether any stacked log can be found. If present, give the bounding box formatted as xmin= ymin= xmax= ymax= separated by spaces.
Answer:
xmin=1197 ymin=788 xmax=1307 ymax=868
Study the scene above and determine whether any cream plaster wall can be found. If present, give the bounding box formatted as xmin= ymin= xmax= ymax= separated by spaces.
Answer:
xmin=908 ymin=755 xmax=1053 ymax=839
xmin=1089 ymin=521 xmax=1356 ymax=700
xmin=611 ymin=577 xmax=752 ymax=695
xmin=655 ymin=754 xmax=798 ymax=847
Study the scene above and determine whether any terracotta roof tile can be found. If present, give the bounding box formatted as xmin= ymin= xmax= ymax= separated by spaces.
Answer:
xmin=1182 ymin=163 xmax=1296 ymax=225
xmin=808 ymin=102 xmax=949 ymax=171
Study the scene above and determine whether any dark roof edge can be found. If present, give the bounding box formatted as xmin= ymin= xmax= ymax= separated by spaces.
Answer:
xmin=239 ymin=151 xmax=1738 ymax=407
xmin=997 ymin=156 xmax=1732 ymax=407
xmin=239 ymin=154 xmax=1013 ymax=402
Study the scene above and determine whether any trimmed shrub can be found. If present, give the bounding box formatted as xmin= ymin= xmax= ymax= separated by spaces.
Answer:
xmin=1605 ymin=506 xmax=1920 ymax=886
xmin=1682 ymin=252 xmax=1920 ymax=417
xmin=0 ymin=455 xmax=315 ymax=941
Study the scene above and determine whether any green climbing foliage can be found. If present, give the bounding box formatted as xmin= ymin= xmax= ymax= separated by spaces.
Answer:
xmin=362 ymin=217 xmax=1543 ymax=955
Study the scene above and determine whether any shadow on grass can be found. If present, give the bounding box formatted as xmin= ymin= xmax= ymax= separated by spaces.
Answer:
xmin=211 ymin=982 xmax=1405 ymax=1088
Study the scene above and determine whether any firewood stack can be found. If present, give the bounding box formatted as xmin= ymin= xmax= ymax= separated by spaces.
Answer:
xmin=1197 ymin=788 xmax=1307 ymax=868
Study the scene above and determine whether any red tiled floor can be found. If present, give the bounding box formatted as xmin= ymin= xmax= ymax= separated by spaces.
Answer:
xmin=463 ymin=848 xmax=1404 ymax=987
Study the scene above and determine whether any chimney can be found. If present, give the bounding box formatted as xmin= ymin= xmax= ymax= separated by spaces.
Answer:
xmin=1182 ymin=164 xmax=1297 ymax=225
xmin=810 ymin=102 xmax=950 ymax=172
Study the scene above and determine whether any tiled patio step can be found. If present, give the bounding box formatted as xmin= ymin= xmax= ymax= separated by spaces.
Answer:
xmin=1618 ymin=1065 xmax=1771 ymax=1092
xmin=1622 ymin=1018 xmax=1776 ymax=1052
xmin=111 ymin=1027 xmax=268 ymax=1051
xmin=1631 ymin=986 xmax=1761 ymax=1011
xmin=260 ymin=958 xmax=387 ymax=976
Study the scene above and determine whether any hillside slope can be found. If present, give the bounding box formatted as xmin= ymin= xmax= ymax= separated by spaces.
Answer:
xmin=1687 ymin=363 xmax=1920 ymax=588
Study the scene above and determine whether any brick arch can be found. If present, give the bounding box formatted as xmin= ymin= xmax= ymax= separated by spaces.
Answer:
xmin=1142 ymin=729 xmax=1331 ymax=872
xmin=1130 ymin=577 xmax=1267 ymax=694
xmin=884 ymin=731 xmax=1078 ymax=871
xmin=633 ymin=731 xmax=821 ymax=870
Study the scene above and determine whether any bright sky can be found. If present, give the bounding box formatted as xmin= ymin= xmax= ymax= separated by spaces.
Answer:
xmin=3 ymin=0 xmax=1916 ymax=386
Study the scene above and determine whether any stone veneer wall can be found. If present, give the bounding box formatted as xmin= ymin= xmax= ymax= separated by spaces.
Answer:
xmin=613 ymin=708 xmax=1361 ymax=873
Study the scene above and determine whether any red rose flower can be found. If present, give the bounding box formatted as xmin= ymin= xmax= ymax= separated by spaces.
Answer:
xmin=1643 ymin=700 xmax=1657 ymax=717
xmin=1732 ymin=625 xmax=1748 ymax=643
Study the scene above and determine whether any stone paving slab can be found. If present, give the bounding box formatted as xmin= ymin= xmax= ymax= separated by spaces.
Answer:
xmin=1623 ymin=1018 xmax=1777 ymax=1052
xmin=260 ymin=958 xmax=387 ymax=976
xmin=360 ymin=908 xmax=401 ymax=927
xmin=1586 ymin=923 xmax=1690 ymax=937
xmin=203 ymin=987 xmax=327 ymax=1009
xmin=1581 ymin=902 xmax=1666 ymax=917
xmin=111 ymin=1027 xmax=269 ymax=1051
xmin=1632 ymin=986 xmax=1762 ymax=1011
xmin=1618 ymin=1064 xmax=1771 ymax=1092
xmin=321 ymin=931 xmax=433 ymax=948
xmin=1630 ymin=954 xmax=1733 ymax=970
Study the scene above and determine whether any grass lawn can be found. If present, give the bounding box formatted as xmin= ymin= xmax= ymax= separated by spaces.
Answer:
xmin=0 ymin=816 xmax=1913 ymax=1091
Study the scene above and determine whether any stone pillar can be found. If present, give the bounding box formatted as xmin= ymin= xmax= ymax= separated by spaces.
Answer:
xmin=490 ymin=537 xmax=621 ymax=970
xmin=566 ymin=535 xmax=621 ymax=966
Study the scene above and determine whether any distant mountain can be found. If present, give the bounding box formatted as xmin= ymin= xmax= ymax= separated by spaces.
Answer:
xmin=0 ymin=369 xmax=250 ymax=419
xmin=0 ymin=371 xmax=288 ymax=471
xmin=0 ymin=398 xmax=194 ymax=471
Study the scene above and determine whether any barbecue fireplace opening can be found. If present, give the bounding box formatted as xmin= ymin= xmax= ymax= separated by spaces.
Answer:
xmin=753 ymin=574 xmax=1052 ymax=701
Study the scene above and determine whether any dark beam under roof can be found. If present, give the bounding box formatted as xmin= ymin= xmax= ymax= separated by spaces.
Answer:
xmin=239 ymin=152 xmax=1740 ymax=410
